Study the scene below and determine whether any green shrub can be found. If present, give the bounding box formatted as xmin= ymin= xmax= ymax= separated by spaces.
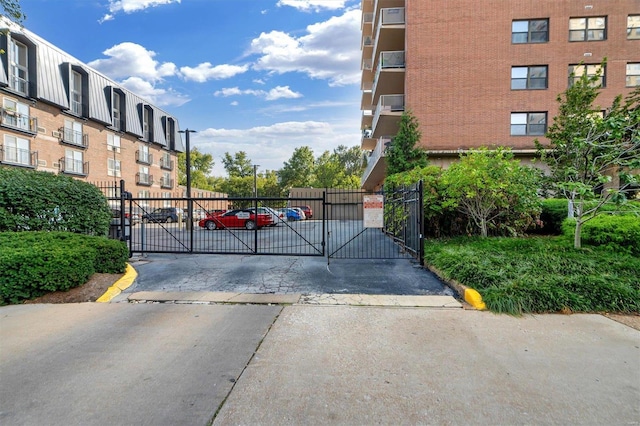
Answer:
xmin=539 ymin=199 xmax=568 ymax=234
xmin=424 ymin=236 xmax=640 ymax=315
xmin=0 ymin=232 xmax=128 ymax=305
xmin=563 ymin=215 xmax=640 ymax=256
xmin=0 ymin=167 xmax=112 ymax=235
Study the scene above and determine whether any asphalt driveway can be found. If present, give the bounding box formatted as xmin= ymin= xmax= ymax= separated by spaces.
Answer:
xmin=122 ymin=253 xmax=453 ymax=296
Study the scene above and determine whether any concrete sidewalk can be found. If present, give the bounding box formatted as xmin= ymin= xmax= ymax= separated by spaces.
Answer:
xmin=214 ymin=306 xmax=640 ymax=425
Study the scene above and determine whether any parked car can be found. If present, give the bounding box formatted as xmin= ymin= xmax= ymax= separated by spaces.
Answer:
xmin=248 ymin=207 xmax=284 ymax=226
xmin=111 ymin=208 xmax=140 ymax=225
xmin=292 ymin=207 xmax=307 ymax=220
xmin=278 ymin=208 xmax=304 ymax=221
xmin=294 ymin=205 xmax=313 ymax=219
xmin=199 ymin=209 xmax=273 ymax=230
xmin=142 ymin=207 xmax=186 ymax=223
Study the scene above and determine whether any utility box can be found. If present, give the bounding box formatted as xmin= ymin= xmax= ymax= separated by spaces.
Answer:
xmin=109 ymin=218 xmax=130 ymax=240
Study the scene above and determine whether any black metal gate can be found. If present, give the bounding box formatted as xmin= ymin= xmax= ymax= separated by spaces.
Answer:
xmin=325 ymin=183 xmax=423 ymax=264
xmin=105 ymin=180 xmax=423 ymax=262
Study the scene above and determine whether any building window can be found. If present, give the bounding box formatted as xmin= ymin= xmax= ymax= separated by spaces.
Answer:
xmin=627 ymin=63 xmax=640 ymax=87
xmin=138 ymin=190 xmax=150 ymax=198
xmin=62 ymin=119 xmax=86 ymax=147
xmin=628 ymin=15 xmax=640 ymax=39
xmin=3 ymin=135 xmax=31 ymax=166
xmin=569 ymin=17 xmax=606 ymax=41
xmin=70 ymin=70 xmax=83 ymax=116
xmin=113 ymin=91 xmax=122 ymax=130
xmin=9 ymin=39 xmax=29 ymax=95
xmin=511 ymin=112 xmax=547 ymax=136
xmin=63 ymin=149 xmax=85 ymax=175
xmin=143 ymin=106 xmax=153 ymax=141
xmin=137 ymin=166 xmax=152 ymax=186
xmin=136 ymin=143 xmax=152 ymax=164
xmin=511 ymin=66 xmax=548 ymax=90
xmin=512 ymin=19 xmax=549 ymax=43
xmin=164 ymin=117 xmax=175 ymax=147
xmin=161 ymin=172 xmax=172 ymax=189
xmin=2 ymin=98 xmax=33 ymax=132
xmin=569 ymin=64 xmax=605 ymax=87
xmin=107 ymin=133 xmax=121 ymax=152
xmin=107 ymin=157 xmax=121 ymax=177
xmin=160 ymin=151 xmax=173 ymax=170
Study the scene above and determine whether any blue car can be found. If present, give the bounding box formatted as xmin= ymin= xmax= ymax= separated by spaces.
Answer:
xmin=279 ymin=208 xmax=303 ymax=221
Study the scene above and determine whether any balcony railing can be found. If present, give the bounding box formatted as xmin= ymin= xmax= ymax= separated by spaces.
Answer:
xmin=59 ymin=157 xmax=89 ymax=176
xmin=160 ymin=156 xmax=174 ymax=170
xmin=136 ymin=150 xmax=153 ymax=165
xmin=10 ymin=75 xmax=29 ymax=96
xmin=0 ymin=146 xmax=37 ymax=168
xmin=160 ymin=177 xmax=174 ymax=189
xmin=380 ymin=7 xmax=405 ymax=26
xmin=136 ymin=172 xmax=154 ymax=186
xmin=361 ymin=137 xmax=392 ymax=186
xmin=362 ymin=12 xmax=373 ymax=26
xmin=1 ymin=108 xmax=37 ymax=133
xmin=70 ymin=99 xmax=84 ymax=116
xmin=372 ymin=50 xmax=405 ymax=95
xmin=59 ymin=127 xmax=89 ymax=148
xmin=372 ymin=94 xmax=405 ymax=133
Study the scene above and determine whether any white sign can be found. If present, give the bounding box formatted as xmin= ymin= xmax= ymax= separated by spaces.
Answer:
xmin=236 ymin=212 xmax=250 ymax=219
xmin=363 ymin=195 xmax=384 ymax=228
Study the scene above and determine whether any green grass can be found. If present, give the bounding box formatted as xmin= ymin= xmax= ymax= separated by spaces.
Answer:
xmin=424 ymin=236 xmax=640 ymax=315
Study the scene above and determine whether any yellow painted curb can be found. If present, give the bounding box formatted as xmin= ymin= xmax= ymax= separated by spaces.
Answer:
xmin=96 ymin=263 xmax=137 ymax=303
xmin=464 ymin=288 xmax=487 ymax=310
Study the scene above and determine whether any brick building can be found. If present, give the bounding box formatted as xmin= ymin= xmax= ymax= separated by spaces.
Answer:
xmin=0 ymin=17 xmax=184 ymax=199
xmin=360 ymin=0 xmax=640 ymax=190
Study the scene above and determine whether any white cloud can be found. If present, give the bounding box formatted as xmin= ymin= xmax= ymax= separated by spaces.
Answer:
xmin=180 ymin=63 xmax=249 ymax=82
xmin=214 ymin=86 xmax=302 ymax=101
xmin=277 ymin=0 xmax=347 ymax=12
xmin=100 ymin=0 xmax=180 ymax=22
xmin=119 ymin=77 xmax=190 ymax=107
xmin=192 ymin=120 xmax=360 ymax=176
xmin=88 ymin=42 xmax=177 ymax=82
xmin=249 ymin=9 xmax=361 ymax=86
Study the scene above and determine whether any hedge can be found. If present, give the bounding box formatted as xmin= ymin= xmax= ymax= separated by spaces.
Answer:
xmin=0 ymin=232 xmax=128 ymax=305
xmin=562 ymin=215 xmax=640 ymax=256
xmin=0 ymin=167 xmax=112 ymax=235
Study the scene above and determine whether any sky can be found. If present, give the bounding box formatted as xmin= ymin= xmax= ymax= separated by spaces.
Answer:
xmin=18 ymin=0 xmax=363 ymax=176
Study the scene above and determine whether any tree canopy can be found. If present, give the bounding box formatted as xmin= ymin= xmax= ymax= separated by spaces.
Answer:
xmin=385 ymin=110 xmax=428 ymax=176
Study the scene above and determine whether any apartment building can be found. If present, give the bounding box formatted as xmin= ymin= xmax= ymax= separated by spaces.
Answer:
xmin=360 ymin=0 xmax=640 ymax=190
xmin=0 ymin=18 xmax=184 ymax=200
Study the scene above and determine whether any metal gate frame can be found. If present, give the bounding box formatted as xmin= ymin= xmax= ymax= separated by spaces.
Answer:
xmin=106 ymin=180 xmax=423 ymax=263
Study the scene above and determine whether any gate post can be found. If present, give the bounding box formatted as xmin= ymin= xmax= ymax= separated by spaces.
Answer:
xmin=418 ymin=180 xmax=425 ymax=266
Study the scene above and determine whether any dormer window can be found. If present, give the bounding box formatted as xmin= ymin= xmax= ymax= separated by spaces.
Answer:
xmin=143 ymin=106 xmax=153 ymax=141
xmin=9 ymin=39 xmax=29 ymax=95
xmin=70 ymin=70 xmax=82 ymax=115
xmin=112 ymin=89 xmax=124 ymax=131
xmin=164 ymin=117 xmax=175 ymax=148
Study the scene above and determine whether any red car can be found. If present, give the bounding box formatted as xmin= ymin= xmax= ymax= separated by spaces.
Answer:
xmin=198 ymin=209 xmax=273 ymax=230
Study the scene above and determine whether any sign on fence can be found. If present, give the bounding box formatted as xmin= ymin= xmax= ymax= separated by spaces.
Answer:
xmin=363 ymin=195 xmax=384 ymax=228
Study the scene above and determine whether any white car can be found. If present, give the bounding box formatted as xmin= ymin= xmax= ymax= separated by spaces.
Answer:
xmin=249 ymin=207 xmax=284 ymax=226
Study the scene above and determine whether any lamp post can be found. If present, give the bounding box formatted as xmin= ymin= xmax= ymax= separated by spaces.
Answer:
xmin=178 ymin=129 xmax=196 ymax=238
xmin=253 ymin=164 xmax=260 ymax=198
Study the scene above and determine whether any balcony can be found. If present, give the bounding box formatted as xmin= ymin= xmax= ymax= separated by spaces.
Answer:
xmin=361 ymin=110 xmax=373 ymax=132
xmin=59 ymin=127 xmax=89 ymax=149
xmin=361 ymin=137 xmax=392 ymax=190
xmin=160 ymin=177 xmax=174 ymax=189
xmin=372 ymin=50 xmax=405 ymax=101
xmin=372 ymin=94 xmax=404 ymax=139
xmin=1 ymin=108 xmax=38 ymax=134
xmin=160 ymin=156 xmax=174 ymax=170
xmin=371 ymin=7 xmax=405 ymax=67
xmin=136 ymin=172 xmax=154 ymax=186
xmin=0 ymin=146 xmax=37 ymax=168
xmin=59 ymin=157 xmax=88 ymax=176
xmin=361 ymin=128 xmax=376 ymax=150
xmin=136 ymin=150 xmax=153 ymax=165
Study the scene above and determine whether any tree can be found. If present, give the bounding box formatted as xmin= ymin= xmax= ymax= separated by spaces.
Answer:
xmin=177 ymin=147 xmax=215 ymax=190
xmin=1 ymin=0 xmax=24 ymax=23
xmin=442 ymin=147 xmax=542 ymax=237
xmin=332 ymin=145 xmax=365 ymax=176
xmin=222 ymin=151 xmax=253 ymax=178
xmin=537 ymin=63 xmax=640 ymax=248
xmin=278 ymin=146 xmax=315 ymax=189
xmin=385 ymin=110 xmax=428 ymax=176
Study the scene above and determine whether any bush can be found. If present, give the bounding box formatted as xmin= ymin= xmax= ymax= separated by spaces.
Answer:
xmin=0 ymin=167 xmax=112 ymax=235
xmin=0 ymin=232 xmax=128 ymax=305
xmin=539 ymin=199 xmax=568 ymax=235
xmin=562 ymin=215 xmax=640 ymax=256
xmin=424 ymin=236 xmax=640 ymax=315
